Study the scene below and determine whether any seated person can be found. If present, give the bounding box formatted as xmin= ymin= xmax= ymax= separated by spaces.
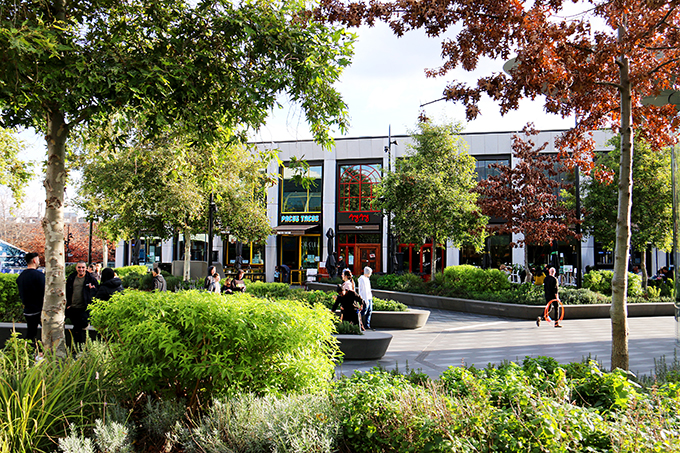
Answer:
xmin=230 ymin=270 xmax=247 ymax=293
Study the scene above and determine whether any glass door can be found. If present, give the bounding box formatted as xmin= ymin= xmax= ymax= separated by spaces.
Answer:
xmin=356 ymin=245 xmax=380 ymax=275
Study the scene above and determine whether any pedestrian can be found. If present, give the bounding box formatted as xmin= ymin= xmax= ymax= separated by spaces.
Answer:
xmin=539 ymin=267 xmax=562 ymax=328
xmin=336 ymin=255 xmax=347 ymax=275
xmin=204 ymin=266 xmax=221 ymax=293
xmin=152 ymin=266 xmax=167 ymax=291
xmin=94 ymin=268 xmax=124 ymax=301
xmin=66 ymin=261 xmax=99 ymax=345
xmin=331 ymin=269 xmax=362 ymax=327
xmin=88 ymin=263 xmax=101 ymax=281
xmin=16 ymin=252 xmax=45 ymax=344
xmin=277 ymin=264 xmax=291 ymax=284
xmin=358 ymin=266 xmax=373 ymax=330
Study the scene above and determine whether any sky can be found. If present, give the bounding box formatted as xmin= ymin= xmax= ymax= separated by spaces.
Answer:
xmin=13 ymin=22 xmax=576 ymax=217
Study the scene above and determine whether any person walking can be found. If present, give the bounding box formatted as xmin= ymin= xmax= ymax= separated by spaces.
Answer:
xmin=66 ymin=261 xmax=99 ymax=345
xmin=539 ymin=267 xmax=562 ymax=328
xmin=331 ymin=269 xmax=363 ymax=327
xmin=16 ymin=252 xmax=45 ymax=344
xmin=358 ymin=266 xmax=373 ymax=330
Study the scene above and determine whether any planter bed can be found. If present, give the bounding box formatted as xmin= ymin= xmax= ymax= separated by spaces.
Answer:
xmin=307 ymin=282 xmax=676 ymax=320
xmin=334 ymin=330 xmax=393 ymax=360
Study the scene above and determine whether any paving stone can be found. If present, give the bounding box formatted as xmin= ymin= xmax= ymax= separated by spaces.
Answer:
xmin=335 ymin=307 xmax=679 ymax=379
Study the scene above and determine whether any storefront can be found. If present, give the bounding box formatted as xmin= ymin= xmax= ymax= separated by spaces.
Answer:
xmin=276 ymin=162 xmax=323 ymax=284
xmin=398 ymin=242 xmax=446 ymax=275
xmin=336 ymin=161 xmax=383 ymax=276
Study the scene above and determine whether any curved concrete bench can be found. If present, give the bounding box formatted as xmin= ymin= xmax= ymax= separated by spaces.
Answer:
xmin=335 ymin=330 xmax=393 ymax=361
xmin=371 ymin=309 xmax=430 ymax=329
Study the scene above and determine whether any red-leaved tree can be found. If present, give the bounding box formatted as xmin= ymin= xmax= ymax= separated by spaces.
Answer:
xmin=317 ymin=0 xmax=680 ymax=370
xmin=475 ymin=127 xmax=581 ymax=283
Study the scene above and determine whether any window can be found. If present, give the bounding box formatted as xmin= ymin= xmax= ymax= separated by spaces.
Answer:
xmin=339 ymin=164 xmax=382 ymax=212
xmin=282 ymin=165 xmax=322 ymax=213
xmin=475 ymin=157 xmax=510 ymax=182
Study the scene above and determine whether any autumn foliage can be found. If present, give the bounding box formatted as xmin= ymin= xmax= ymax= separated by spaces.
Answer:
xmin=475 ymin=127 xmax=581 ymax=250
xmin=0 ymin=221 xmax=115 ymax=265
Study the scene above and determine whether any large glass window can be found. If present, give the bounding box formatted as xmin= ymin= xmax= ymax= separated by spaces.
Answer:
xmin=282 ymin=165 xmax=322 ymax=213
xmin=301 ymin=236 xmax=321 ymax=269
xmin=475 ymin=157 xmax=510 ymax=182
xmin=339 ymin=164 xmax=382 ymax=212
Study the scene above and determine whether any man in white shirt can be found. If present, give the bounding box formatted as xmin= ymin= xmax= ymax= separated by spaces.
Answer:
xmin=358 ymin=266 xmax=373 ymax=330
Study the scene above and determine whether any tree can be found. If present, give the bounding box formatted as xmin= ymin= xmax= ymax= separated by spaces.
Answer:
xmin=318 ymin=0 xmax=680 ymax=370
xmin=475 ymin=126 xmax=581 ymax=283
xmin=0 ymin=0 xmax=354 ymax=354
xmin=0 ymin=128 xmax=33 ymax=210
xmin=375 ymin=119 xmax=487 ymax=277
xmin=75 ymin=122 xmax=273 ymax=280
xmin=582 ymin=136 xmax=672 ymax=287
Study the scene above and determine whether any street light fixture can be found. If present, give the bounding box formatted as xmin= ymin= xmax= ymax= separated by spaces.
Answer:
xmin=385 ymin=125 xmax=398 ymax=274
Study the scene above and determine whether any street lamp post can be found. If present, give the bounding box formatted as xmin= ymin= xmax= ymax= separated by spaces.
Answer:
xmin=384 ymin=126 xmax=397 ymax=274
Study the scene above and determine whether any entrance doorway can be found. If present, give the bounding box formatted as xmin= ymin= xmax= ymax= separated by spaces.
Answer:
xmin=357 ymin=245 xmax=380 ymax=274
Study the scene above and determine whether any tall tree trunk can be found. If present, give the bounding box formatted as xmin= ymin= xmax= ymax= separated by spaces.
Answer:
xmin=41 ymin=109 xmax=68 ymax=357
xmin=611 ymin=28 xmax=632 ymax=371
xmin=641 ymin=248 xmax=648 ymax=290
xmin=102 ymin=239 xmax=108 ymax=268
xmin=431 ymin=241 xmax=437 ymax=278
xmin=132 ymin=232 xmax=141 ymax=265
xmin=183 ymin=227 xmax=191 ymax=281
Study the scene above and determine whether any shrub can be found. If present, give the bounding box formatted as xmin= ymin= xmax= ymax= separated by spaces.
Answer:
xmin=441 ymin=265 xmax=514 ymax=294
xmin=583 ymin=270 xmax=643 ymax=297
xmin=174 ymin=393 xmax=340 ymax=453
xmin=0 ymin=335 xmax=114 ymax=453
xmin=89 ymin=290 xmax=339 ymax=410
xmin=112 ymin=265 xmax=148 ymax=279
xmin=0 ymin=273 xmax=22 ymax=322
xmin=374 ymin=273 xmax=426 ymax=292
xmin=372 ymin=297 xmax=407 ymax=312
xmin=65 ymin=263 xmax=76 ymax=277
xmin=335 ymin=320 xmax=362 ymax=335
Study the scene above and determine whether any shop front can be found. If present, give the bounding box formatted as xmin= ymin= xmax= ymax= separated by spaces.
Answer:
xmin=336 ymin=162 xmax=383 ymax=276
xmin=276 ymin=162 xmax=323 ymax=284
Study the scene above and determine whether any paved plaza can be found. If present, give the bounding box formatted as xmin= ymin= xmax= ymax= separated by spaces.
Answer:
xmin=335 ymin=308 xmax=680 ymax=379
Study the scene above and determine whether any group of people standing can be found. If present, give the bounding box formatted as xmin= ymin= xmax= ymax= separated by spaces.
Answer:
xmin=16 ymin=255 xmax=129 ymax=346
xmin=331 ymin=266 xmax=374 ymax=331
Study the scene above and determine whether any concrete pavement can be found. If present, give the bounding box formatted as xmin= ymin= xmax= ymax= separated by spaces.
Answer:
xmin=335 ymin=308 xmax=680 ymax=379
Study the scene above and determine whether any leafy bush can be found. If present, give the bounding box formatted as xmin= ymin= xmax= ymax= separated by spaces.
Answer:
xmin=112 ymin=265 xmax=148 ymax=279
xmin=89 ymin=290 xmax=339 ymax=410
xmin=441 ymin=265 xmax=514 ymax=294
xmin=374 ymin=273 xmax=426 ymax=293
xmin=65 ymin=263 xmax=76 ymax=277
xmin=335 ymin=320 xmax=362 ymax=335
xmin=0 ymin=335 xmax=114 ymax=453
xmin=0 ymin=273 xmax=22 ymax=322
xmin=172 ymin=393 xmax=340 ymax=453
xmin=558 ymin=287 xmax=610 ymax=305
xmin=372 ymin=297 xmax=407 ymax=312
xmin=583 ymin=270 xmax=643 ymax=297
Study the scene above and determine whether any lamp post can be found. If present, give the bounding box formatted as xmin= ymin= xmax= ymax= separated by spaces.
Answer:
xmin=384 ymin=125 xmax=397 ymax=274
xmin=207 ymin=193 xmax=216 ymax=268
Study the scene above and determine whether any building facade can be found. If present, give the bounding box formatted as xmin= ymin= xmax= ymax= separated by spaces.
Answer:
xmin=117 ymin=129 xmax=673 ymax=282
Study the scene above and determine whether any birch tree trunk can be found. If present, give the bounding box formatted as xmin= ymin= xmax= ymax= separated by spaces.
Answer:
xmin=183 ymin=227 xmax=192 ymax=281
xmin=611 ymin=25 xmax=632 ymax=370
xmin=40 ymin=109 xmax=68 ymax=357
xmin=102 ymin=239 xmax=108 ymax=268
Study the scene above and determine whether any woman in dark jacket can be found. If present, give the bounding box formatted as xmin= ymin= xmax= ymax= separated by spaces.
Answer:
xmin=94 ymin=268 xmax=124 ymax=301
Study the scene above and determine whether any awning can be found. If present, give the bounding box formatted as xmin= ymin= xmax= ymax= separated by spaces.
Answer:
xmin=275 ymin=224 xmax=315 ymax=236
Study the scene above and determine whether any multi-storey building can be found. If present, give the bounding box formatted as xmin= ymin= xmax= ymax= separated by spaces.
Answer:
xmin=116 ymin=129 xmax=672 ymax=282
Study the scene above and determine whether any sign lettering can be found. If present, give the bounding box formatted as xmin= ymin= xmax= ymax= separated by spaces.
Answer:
xmin=348 ymin=213 xmax=370 ymax=223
